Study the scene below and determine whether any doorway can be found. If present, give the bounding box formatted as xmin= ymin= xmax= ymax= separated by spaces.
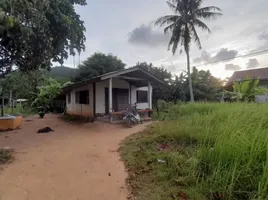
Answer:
xmin=105 ymin=88 xmax=129 ymax=114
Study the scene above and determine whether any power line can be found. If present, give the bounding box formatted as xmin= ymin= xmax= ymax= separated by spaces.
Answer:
xmin=194 ymin=48 xmax=268 ymax=67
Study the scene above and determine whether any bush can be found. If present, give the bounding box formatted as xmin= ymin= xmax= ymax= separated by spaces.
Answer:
xmin=121 ymin=103 xmax=268 ymax=200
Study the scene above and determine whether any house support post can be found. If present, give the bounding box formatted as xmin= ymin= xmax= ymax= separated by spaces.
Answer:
xmin=93 ymin=83 xmax=96 ymax=117
xmin=148 ymin=81 xmax=152 ymax=109
xmin=109 ymin=78 xmax=113 ymax=123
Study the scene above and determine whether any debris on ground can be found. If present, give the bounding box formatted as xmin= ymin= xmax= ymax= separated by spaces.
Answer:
xmin=157 ymin=158 xmax=166 ymax=163
xmin=37 ymin=127 xmax=54 ymax=133
xmin=157 ymin=143 xmax=170 ymax=151
xmin=178 ymin=191 xmax=190 ymax=200
xmin=108 ymin=172 xmax=111 ymax=176
xmin=0 ymin=147 xmax=14 ymax=164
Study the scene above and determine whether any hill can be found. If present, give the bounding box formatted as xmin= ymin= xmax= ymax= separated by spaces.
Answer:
xmin=49 ymin=66 xmax=77 ymax=78
xmin=49 ymin=66 xmax=77 ymax=83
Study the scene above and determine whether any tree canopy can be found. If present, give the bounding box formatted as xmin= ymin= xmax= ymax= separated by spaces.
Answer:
xmin=0 ymin=70 xmax=46 ymax=101
xmin=0 ymin=0 xmax=86 ymax=77
xmin=135 ymin=62 xmax=223 ymax=104
xmin=74 ymin=53 xmax=126 ymax=82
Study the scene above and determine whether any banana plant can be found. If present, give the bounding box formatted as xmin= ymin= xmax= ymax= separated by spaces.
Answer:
xmin=227 ymin=77 xmax=268 ymax=102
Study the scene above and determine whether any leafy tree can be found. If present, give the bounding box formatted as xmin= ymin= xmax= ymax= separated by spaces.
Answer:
xmin=0 ymin=70 xmax=46 ymax=101
xmin=134 ymin=62 xmax=222 ymax=104
xmin=31 ymin=78 xmax=62 ymax=110
xmin=133 ymin=62 xmax=173 ymax=106
xmin=0 ymin=0 xmax=86 ymax=77
xmin=74 ymin=53 xmax=126 ymax=81
xmin=155 ymin=0 xmax=222 ymax=102
xmin=190 ymin=67 xmax=223 ymax=101
xmin=170 ymin=73 xmax=188 ymax=103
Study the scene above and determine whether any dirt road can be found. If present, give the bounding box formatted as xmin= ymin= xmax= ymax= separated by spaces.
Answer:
xmin=0 ymin=114 xmax=149 ymax=200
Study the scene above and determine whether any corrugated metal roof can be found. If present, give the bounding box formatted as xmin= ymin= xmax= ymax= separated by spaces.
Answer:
xmin=230 ymin=67 xmax=268 ymax=81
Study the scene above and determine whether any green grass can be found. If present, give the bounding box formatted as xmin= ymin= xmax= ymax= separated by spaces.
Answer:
xmin=121 ymin=103 xmax=268 ymax=200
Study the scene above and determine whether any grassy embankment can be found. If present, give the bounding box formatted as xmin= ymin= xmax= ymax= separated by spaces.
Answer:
xmin=121 ymin=103 xmax=268 ymax=200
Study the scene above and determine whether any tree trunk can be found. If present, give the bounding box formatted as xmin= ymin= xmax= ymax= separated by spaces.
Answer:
xmin=186 ymin=49 xmax=194 ymax=102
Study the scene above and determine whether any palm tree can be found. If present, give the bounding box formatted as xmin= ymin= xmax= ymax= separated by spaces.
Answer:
xmin=155 ymin=0 xmax=222 ymax=102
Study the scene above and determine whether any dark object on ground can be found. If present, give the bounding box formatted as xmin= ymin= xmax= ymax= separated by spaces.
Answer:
xmin=62 ymin=114 xmax=95 ymax=123
xmin=108 ymin=172 xmax=111 ymax=176
xmin=0 ymin=148 xmax=14 ymax=164
xmin=37 ymin=127 xmax=54 ymax=133
xmin=39 ymin=112 xmax=45 ymax=118
xmin=38 ymin=106 xmax=45 ymax=118
xmin=25 ymin=120 xmax=33 ymax=122
xmin=4 ymin=136 xmax=9 ymax=138
xmin=96 ymin=113 xmax=105 ymax=117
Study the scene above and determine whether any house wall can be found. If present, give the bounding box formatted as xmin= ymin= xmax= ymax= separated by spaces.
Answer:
xmin=66 ymin=78 xmax=153 ymax=116
xmin=96 ymin=79 xmax=130 ymax=114
xmin=131 ymin=86 xmax=152 ymax=110
xmin=66 ymin=84 xmax=94 ymax=117
xmin=256 ymin=80 xmax=268 ymax=102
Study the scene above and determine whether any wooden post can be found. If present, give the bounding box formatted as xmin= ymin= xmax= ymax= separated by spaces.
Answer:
xmin=109 ymin=78 xmax=113 ymax=122
xmin=148 ymin=81 xmax=152 ymax=109
xmin=129 ymin=84 xmax=131 ymax=105
xmin=93 ymin=83 xmax=96 ymax=117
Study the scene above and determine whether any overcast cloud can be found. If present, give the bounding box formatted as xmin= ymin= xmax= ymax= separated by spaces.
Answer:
xmin=61 ymin=0 xmax=268 ymax=78
xmin=247 ymin=58 xmax=260 ymax=69
xmin=194 ymin=48 xmax=238 ymax=63
xmin=128 ymin=24 xmax=169 ymax=47
xmin=225 ymin=64 xmax=241 ymax=71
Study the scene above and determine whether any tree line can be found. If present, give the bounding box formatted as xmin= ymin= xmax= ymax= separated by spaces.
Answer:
xmin=0 ymin=52 xmax=224 ymax=108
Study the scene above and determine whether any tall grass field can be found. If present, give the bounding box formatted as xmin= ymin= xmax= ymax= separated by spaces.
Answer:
xmin=120 ymin=103 xmax=268 ymax=200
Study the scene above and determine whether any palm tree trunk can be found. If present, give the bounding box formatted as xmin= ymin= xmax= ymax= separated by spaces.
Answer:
xmin=186 ymin=49 xmax=194 ymax=102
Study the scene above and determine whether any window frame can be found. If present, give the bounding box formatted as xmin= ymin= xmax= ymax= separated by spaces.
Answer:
xmin=136 ymin=90 xmax=148 ymax=103
xmin=75 ymin=90 xmax=90 ymax=105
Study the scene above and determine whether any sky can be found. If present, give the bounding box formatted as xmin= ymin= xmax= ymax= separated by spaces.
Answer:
xmin=63 ymin=0 xmax=268 ymax=79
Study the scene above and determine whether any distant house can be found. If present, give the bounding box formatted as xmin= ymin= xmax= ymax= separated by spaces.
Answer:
xmin=230 ymin=67 xmax=268 ymax=102
xmin=62 ymin=67 xmax=165 ymax=118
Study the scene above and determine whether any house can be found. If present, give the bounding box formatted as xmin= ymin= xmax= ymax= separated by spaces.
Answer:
xmin=230 ymin=67 xmax=268 ymax=102
xmin=62 ymin=67 xmax=165 ymax=119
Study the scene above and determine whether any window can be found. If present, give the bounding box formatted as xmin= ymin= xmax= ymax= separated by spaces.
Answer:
xmin=75 ymin=90 xmax=89 ymax=104
xmin=67 ymin=93 xmax=71 ymax=104
xmin=136 ymin=90 xmax=148 ymax=103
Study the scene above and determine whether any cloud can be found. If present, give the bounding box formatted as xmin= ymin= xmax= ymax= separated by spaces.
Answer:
xmin=225 ymin=64 xmax=241 ymax=71
xmin=128 ymin=24 xmax=169 ymax=47
xmin=259 ymin=32 xmax=268 ymax=41
xmin=194 ymin=48 xmax=238 ymax=64
xmin=193 ymin=51 xmax=212 ymax=63
xmin=247 ymin=58 xmax=259 ymax=69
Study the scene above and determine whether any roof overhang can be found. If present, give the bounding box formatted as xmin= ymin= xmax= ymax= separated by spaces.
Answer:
xmin=62 ymin=67 xmax=166 ymax=92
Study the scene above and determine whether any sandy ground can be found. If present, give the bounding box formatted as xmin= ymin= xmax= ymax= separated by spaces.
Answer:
xmin=0 ymin=114 xmax=150 ymax=200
